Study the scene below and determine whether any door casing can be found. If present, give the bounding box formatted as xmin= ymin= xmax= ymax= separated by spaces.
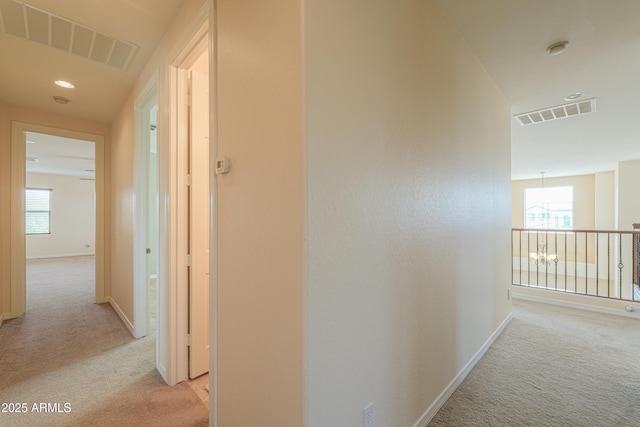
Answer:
xmin=10 ymin=122 xmax=106 ymax=318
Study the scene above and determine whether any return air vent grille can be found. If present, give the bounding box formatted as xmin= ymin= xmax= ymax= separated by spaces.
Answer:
xmin=0 ymin=0 xmax=138 ymax=70
xmin=514 ymin=98 xmax=596 ymax=126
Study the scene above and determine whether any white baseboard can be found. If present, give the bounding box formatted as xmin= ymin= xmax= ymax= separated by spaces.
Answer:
xmin=108 ymin=297 xmax=135 ymax=336
xmin=412 ymin=313 xmax=514 ymax=427
xmin=0 ymin=312 xmax=14 ymax=327
xmin=512 ymin=287 xmax=640 ymax=319
xmin=157 ymin=362 xmax=168 ymax=385
xmin=27 ymin=252 xmax=95 ymax=260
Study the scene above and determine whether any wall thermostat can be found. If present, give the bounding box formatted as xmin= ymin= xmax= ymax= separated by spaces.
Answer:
xmin=215 ymin=157 xmax=230 ymax=174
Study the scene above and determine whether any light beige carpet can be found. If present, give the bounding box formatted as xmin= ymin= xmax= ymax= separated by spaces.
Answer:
xmin=429 ymin=298 xmax=640 ymax=426
xmin=0 ymin=256 xmax=208 ymax=427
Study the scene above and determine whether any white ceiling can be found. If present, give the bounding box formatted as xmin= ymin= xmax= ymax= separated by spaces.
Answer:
xmin=4 ymin=1 xmax=639 ymax=181
xmin=26 ymin=132 xmax=95 ymax=178
xmin=0 ymin=0 xmax=186 ymax=123
xmin=437 ymin=0 xmax=640 ymax=180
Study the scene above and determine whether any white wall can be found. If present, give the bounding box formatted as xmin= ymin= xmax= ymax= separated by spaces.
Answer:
xmin=595 ymin=171 xmax=615 ymax=229
xmin=109 ymin=0 xmax=207 ymax=331
xmin=216 ymin=0 xmax=304 ymax=423
xmin=304 ymin=1 xmax=512 ymax=426
xmin=617 ymin=160 xmax=640 ymax=230
xmin=26 ymin=172 xmax=95 ymax=259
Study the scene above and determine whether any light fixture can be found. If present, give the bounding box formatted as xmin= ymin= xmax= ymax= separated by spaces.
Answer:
xmin=530 ymin=243 xmax=559 ymax=266
xmin=547 ymin=41 xmax=569 ymax=56
xmin=54 ymin=80 xmax=75 ymax=89
xmin=564 ymin=92 xmax=583 ymax=101
xmin=53 ymin=96 xmax=70 ymax=104
xmin=26 ymin=140 xmax=35 ymax=144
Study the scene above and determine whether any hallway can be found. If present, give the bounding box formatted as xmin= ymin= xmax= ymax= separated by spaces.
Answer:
xmin=0 ymin=256 xmax=207 ymax=426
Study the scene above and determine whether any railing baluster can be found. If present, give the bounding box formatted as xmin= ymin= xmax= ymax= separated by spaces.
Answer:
xmin=519 ymin=230 xmax=522 ymax=286
xmin=527 ymin=231 xmax=530 ymax=286
xmin=585 ymin=231 xmax=588 ymax=295
xmin=511 ymin=228 xmax=640 ymax=303
xmin=573 ymin=231 xmax=578 ymax=293
xmin=565 ymin=232 xmax=568 ymax=292
xmin=545 ymin=231 xmax=548 ymax=289
xmin=596 ymin=232 xmax=599 ymax=296
xmin=536 ymin=232 xmax=540 ymax=287
xmin=607 ymin=233 xmax=610 ymax=298
xmin=619 ymin=232 xmax=623 ymax=300
xmin=553 ymin=231 xmax=558 ymax=290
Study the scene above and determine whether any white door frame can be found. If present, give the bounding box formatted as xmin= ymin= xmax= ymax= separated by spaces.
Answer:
xmin=155 ymin=2 xmax=213 ymax=389
xmin=10 ymin=122 xmax=106 ymax=317
xmin=188 ymin=69 xmax=210 ymax=379
xmin=133 ymin=78 xmax=158 ymax=339
xmin=171 ymin=20 xmax=209 ymax=385
xmin=208 ymin=5 xmax=218 ymax=424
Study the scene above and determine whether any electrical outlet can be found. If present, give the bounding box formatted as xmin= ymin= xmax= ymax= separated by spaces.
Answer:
xmin=363 ymin=402 xmax=374 ymax=427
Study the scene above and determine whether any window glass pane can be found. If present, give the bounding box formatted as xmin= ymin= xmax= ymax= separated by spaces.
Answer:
xmin=26 ymin=212 xmax=50 ymax=234
xmin=25 ymin=188 xmax=51 ymax=234
xmin=525 ymin=186 xmax=573 ymax=229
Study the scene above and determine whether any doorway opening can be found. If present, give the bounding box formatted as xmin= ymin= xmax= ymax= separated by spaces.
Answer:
xmin=25 ymin=132 xmax=96 ymax=311
xmin=170 ymin=20 xmax=211 ymax=386
xmin=133 ymin=82 xmax=162 ymax=388
xmin=10 ymin=122 xmax=106 ymax=319
xmin=149 ymin=13 xmax=213 ymax=393
xmin=186 ymin=47 xmax=210 ymax=381
xmin=133 ymin=91 xmax=159 ymax=340
xmin=148 ymin=105 xmax=159 ymax=335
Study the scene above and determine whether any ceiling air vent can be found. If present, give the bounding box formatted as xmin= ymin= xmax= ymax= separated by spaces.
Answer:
xmin=0 ymin=0 xmax=138 ymax=71
xmin=514 ymin=98 xmax=596 ymax=126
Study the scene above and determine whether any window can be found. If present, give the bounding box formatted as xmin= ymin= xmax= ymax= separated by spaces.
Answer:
xmin=525 ymin=186 xmax=573 ymax=229
xmin=25 ymin=188 xmax=52 ymax=234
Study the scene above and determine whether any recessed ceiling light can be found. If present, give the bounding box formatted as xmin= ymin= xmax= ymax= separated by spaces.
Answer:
xmin=26 ymin=140 xmax=35 ymax=144
xmin=547 ymin=41 xmax=569 ymax=56
xmin=53 ymin=96 xmax=70 ymax=104
xmin=55 ymin=80 xmax=75 ymax=89
xmin=564 ymin=92 xmax=583 ymax=101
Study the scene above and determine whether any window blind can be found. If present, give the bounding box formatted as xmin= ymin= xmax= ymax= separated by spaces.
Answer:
xmin=25 ymin=188 xmax=52 ymax=234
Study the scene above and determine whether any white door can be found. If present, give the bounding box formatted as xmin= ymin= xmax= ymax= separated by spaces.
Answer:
xmin=189 ymin=70 xmax=210 ymax=378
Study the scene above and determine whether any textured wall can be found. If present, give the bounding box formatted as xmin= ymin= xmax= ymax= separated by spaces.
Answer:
xmin=0 ymin=104 xmax=110 ymax=320
xmin=595 ymin=171 xmax=615 ymax=229
xmin=304 ymin=0 xmax=512 ymax=425
xmin=215 ymin=0 xmax=304 ymax=424
xmin=617 ymin=160 xmax=640 ymax=231
xmin=110 ymin=91 xmax=136 ymax=321
xmin=26 ymin=173 xmax=96 ymax=259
